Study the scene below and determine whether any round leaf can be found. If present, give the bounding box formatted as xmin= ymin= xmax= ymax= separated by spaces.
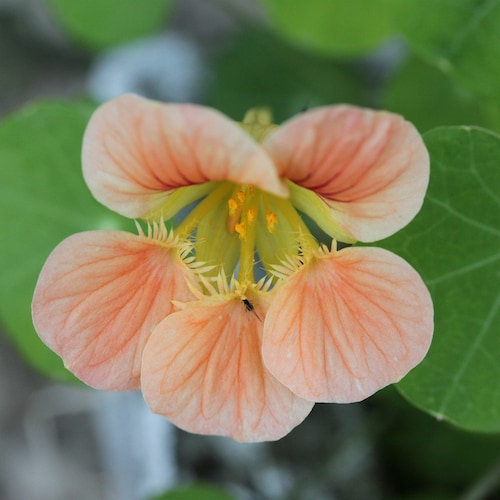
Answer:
xmin=396 ymin=0 xmax=500 ymax=109
xmin=382 ymin=126 xmax=500 ymax=432
xmin=0 ymin=101 xmax=133 ymax=381
xmin=259 ymin=0 xmax=398 ymax=56
xmin=46 ymin=0 xmax=174 ymax=50
xmin=384 ymin=56 xmax=495 ymax=133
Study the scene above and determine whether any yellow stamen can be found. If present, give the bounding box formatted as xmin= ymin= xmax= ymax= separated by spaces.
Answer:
xmin=228 ymin=198 xmax=238 ymax=216
xmin=235 ymin=222 xmax=247 ymax=240
xmin=236 ymin=190 xmax=246 ymax=203
xmin=247 ymin=209 xmax=256 ymax=226
xmin=266 ymin=211 xmax=278 ymax=233
xmin=227 ymin=211 xmax=241 ymax=234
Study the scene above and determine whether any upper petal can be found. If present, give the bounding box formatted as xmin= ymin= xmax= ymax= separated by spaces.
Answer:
xmin=262 ymin=246 xmax=433 ymax=403
xmin=32 ymin=230 xmax=197 ymax=391
xmin=141 ymin=294 xmax=313 ymax=442
xmin=263 ymin=106 xmax=429 ymax=242
xmin=82 ymin=94 xmax=287 ymax=219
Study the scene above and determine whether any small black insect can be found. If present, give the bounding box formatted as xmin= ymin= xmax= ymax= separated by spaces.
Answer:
xmin=242 ymin=298 xmax=254 ymax=312
xmin=242 ymin=298 xmax=262 ymax=321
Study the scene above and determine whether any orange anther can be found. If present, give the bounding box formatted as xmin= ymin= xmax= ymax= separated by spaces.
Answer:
xmin=266 ymin=211 xmax=278 ymax=233
xmin=235 ymin=222 xmax=247 ymax=240
xmin=228 ymin=198 xmax=238 ymax=216
xmin=247 ymin=209 xmax=256 ymax=225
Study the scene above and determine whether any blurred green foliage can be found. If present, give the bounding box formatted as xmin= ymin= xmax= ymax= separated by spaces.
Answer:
xmin=207 ymin=31 xmax=365 ymax=122
xmin=149 ymin=483 xmax=235 ymax=500
xmin=395 ymin=0 xmax=500 ymax=106
xmin=383 ymin=55 xmax=497 ymax=133
xmin=0 ymin=101 xmax=134 ymax=381
xmin=46 ymin=0 xmax=174 ymax=50
xmin=259 ymin=0 xmax=398 ymax=56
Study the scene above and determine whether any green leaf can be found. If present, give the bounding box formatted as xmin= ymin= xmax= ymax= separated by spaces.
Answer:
xmin=46 ymin=0 xmax=174 ymax=50
xmin=258 ymin=0 xmax=398 ymax=56
xmin=396 ymin=0 xmax=500 ymax=107
xmin=384 ymin=55 xmax=497 ymax=133
xmin=0 ymin=101 xmax=133 ymax=382
xmin=208 ymin=31 xmax=364 ymax=123
xmin=382 ymin=126 xmax=500 ymax=432
xmin=149 ymin=484 xmax=235 ymax=500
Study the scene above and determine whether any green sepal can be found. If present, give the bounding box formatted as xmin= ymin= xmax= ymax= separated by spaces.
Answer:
xmin=145 ymin=182 xmax=217 ymax=222
xmin=288 ymin=181 xmax=356 ymax=244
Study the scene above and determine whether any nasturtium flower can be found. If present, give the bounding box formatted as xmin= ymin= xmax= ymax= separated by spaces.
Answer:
xmin=32 ymin=94 xmax=433 ymax=442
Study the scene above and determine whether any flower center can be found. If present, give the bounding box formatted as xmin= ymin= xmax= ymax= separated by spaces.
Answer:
xmin=227 ymin=185 xmax=258 ymax=240
xmin=166 ymin=109 xmax=321 ymax=290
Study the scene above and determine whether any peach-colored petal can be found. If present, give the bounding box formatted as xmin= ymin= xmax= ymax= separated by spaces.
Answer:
xmin=32 ymin=230 xmax=196 ymax=391
xmin=263 ymin=106 xmax=429 ymax=242
xmin=262 ymin=247 xmax=433 ymax=403
xmin=141 ymin=296 xmax=313 ymax=442
xmin=82 ymin=94 xmax=288 ymax=219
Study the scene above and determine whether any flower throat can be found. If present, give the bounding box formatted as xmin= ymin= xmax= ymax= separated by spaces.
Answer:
xmin=171 ymin=109 xmax=319 ymax=288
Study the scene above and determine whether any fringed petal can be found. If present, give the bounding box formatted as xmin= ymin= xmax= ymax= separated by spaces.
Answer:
xmin=141 ymin=294 xmax=313 ymax=442
xmin=262 ymin=246 xmax=433 ymax=403
xmin=32 ymin=230 xmax=197 ymax=390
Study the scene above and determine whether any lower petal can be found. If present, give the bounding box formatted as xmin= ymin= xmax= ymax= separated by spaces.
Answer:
xmin=262 ymin=246 xmax=433 ymax=403
xmin=32 ymin=230 xmax=196 ymax=390
xmin=141 ymin=295 xmax=313 ymax=442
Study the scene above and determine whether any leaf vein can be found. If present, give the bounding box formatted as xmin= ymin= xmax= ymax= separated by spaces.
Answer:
xmin=427 ymin=195 xmax=500 ymax=236
xmin=437 ymin=292 xmax=500 ymax=415
xmin=427 ymin=253 xmax=500 ymax=285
